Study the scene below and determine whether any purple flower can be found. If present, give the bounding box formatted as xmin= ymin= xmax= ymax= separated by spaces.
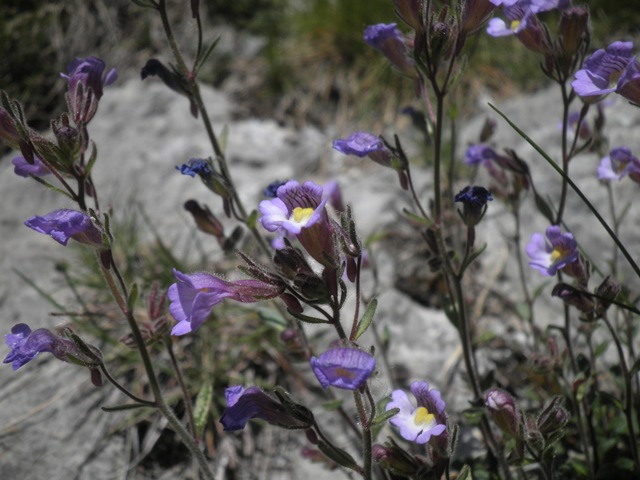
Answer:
xmin=219 ymin=385 xmax=312 ymax=431
xmin=572 ymin=41 xmax=635 ymax=100
xmin=310 ymin=347 xmax=376 ymax=390
xmin=333 ymin=131 xmax=395 ymax=167
xmin=263 ymin=179 xmax=288 ymax=198
xmin=525 ymin=225 xmax=578 ymax=276
xmin=386 ymin=381 xmax=447 ymax=444
xmin=364 ymin=24 xmax=415 ymax=76
xmin=61 ymin=56 xmax=117 ymax=125
xmin=3 ymin=323 xmax=99 ymax=371
xmin=176 ymin=158 xmax=212 ymax=178
xmin=597 ymin=146 xmax=640 ymax=181
xmin=617 ymin=59 xmax=640 ymax=105
xmin=485 ymin=389 xmax=521 ymax=438
xmin=454 ymin=185 xmax=493 ymax=226
xmin=464 ymin=144 xmax=498 ymax=165
xmin=168 ymin=269 xmax=283 ymax=335
xmin=24 ymin=209 xmax=104 ymax=247
xmin=258 ymin=180 xmax=335 ymax=265
xmin=12 ymin=155 xmax=51 ymax=178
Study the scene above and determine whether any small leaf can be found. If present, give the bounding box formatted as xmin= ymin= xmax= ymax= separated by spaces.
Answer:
xmin=534 ymin=192 xmax=556 ymax=224
xmin=195 ymin=35 xmax=222 ymax=74
xmin=246 ymin=209 xmax=258 ymax=230
xmin=402 ymin=208 xmax=432 ymax=227
xmin=594 ymin=341 xmax=609 ymax=358
xmin=288 ymin=310 xmax=330 ymax=324
xmin=457 ymin=464 xmax=473 ymax=480
xmin=460 ymin=242 xmax=488 ymax=272
xmin=354 ymin=298 xmax=377 ymax=340
xmin=370 ymin=407 xmax=399 ymax=426
xmin=127 ymin=282 xmax=139 ymax=311
xmin=322 ymin=399 xmax=343 ymax=411
xmin=317 ymin=441 xmax=359 ymax=471
xmin=86 ymin=140 xmax=98 ymax=174
xmin=218 ymin=123 xmax=229 ymax=155
xmin=629 ymin=357 xmax=640 ymax=378
xmin=194 ymin=382 xmax=213 ymax=437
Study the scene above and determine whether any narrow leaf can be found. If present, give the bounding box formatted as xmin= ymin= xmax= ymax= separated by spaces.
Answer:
xmin=317 ymin=440 xmax=359 ymax=471
xmin=354 ymin=298 xmax=377 ymax=340
xmin=194 ymin=382 xmax=213 ymax=437
xmin=370 ymin=407 xmax=399 ymax=426
xmin=402 ymin=207 xmax=432 ymax=226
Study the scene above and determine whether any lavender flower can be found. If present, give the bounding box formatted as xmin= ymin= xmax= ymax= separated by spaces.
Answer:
xmin=386 ymin=381 xmax=447 ymax=444
xmin=364 ymin=23 xmax=415 ymax=76
xmin=454 ymin=185 xmax=493 ymax=226
xmin=3 ymin=323 xmax=100 ymax=371
xmin=333 ymin=131 xmax=394 ymax=167
xmin=464 ymin=144 xmax=498 ymax=165
xmin=12 ymin=155 xmax=51 ymax=178
xmin=525 ymin=225 xmax=578 ymax=276
xmin=219 ymin=386 xmax=311 ymax=431
xmin=258 ymin=180 xmax=335 ymax=265
xmin=168 ymin=269 xmax=283 ymax=335
xmin=597 ymin=146 xmax=640 ymax=181
xmin=572 ymin=41 xmax=635 ymax=100
xmin=310 ymin=347 xmax=376 ymax=390
xmin=61 ymin=56 xmax=117 ymax=125
xmin=24 ymin=209 xmax=104 ymax=247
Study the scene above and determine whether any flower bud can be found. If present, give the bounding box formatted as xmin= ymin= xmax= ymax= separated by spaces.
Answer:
xmin=537 ymin=396 xmax=570 ymax=435
xmin=454 ymin=185 xmax=493 ymax=226
xmin=594 ymin=275 xmax=620 ymax=317
xmin=392 ymin=0 xmax=423 ymax=31
xmin=558 ymin=5 xmax=590 ymax=56
xmin=485 ymin=388 xmax=521 ymax=439
xmin=372 ymin=443 xmax=419 ymax=476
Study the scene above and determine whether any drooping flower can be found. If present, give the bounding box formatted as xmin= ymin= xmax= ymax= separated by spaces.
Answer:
xmin=386 ymin=381 xmax=447 ymax=445
xmin=219 ymin=385 xmax=312 ymax=431
xmin=168 ymin=269 xmax=283 ymax=335
xmin=263 ymin=179 xmax=288 ymax=198
xmin=525 ymin=225 xmax=578 ymax=276
xmin=572 ymin=41 xmax=635 ymax=101
xmin=258 ymin=180 xmax=335 ymax=265
xmin=176 ymin=158 xmax=212 ymax=178
xmin=61 ymin=56 xmax=117 ymax=125
xmin=364 ymin=23 xmax=415 ymax=77
xmin=3 ymin=323 xmax=101 ymax=371
xmin=484 ymin=388 xmax=521 ymax=438
xmin=333 ymin=131 xmax=394 ymax=167
xmin=24 ymin=209 xmax=104 ymax=247
xmin=12 ymin=155 xmax=51 ymax=178
xmin=597 ymin=146 xmax=640 ymax=181
xmin=310 ymin=347 xmax=376 ymax=390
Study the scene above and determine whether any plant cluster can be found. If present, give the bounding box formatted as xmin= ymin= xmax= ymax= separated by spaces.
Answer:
xmin=2 ymin=0 xmax=640 ymax=479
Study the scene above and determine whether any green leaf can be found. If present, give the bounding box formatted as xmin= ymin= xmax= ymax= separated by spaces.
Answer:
xmin=354 ymin=298 xmax=377 ymax=340
xmin=457 ymin=464 xmax=473 ymax=480
xmin=246 ymin=209 xmax=258 ymax=230
xmin=402 ymin=208 xmax=432 ymax=227
xmin=85 ymin=140 xmax=98 ymax=175
xmin=127 ymin=282 xmax=139 ymax=311
xmin=594 ymin=340 xmax=609 ymax=358
xmin=370 ymin=407 xmax=399 ymax=426
xmin=195 ymin=35 xmax=222 ymax=74
xmin=460 ymin=242 xmax=488 ymax=273
xmin=317 ymin=440 xmax=359 ymax=471
xmin=218 ymin=123 xmax=229 ymax=155
xmin=322 ymin=399 xmax=343 ymax=411
xmin=462 ymin=407 xmax=484 ymax=425
xmin=194 ymin=382 xmax=213 ymax=438
xmin=629 ymin=357 xmax=640 ymax=378
xmin=533 ymin=191 xmax=556 ymax=224
xmin=288 ymin=309 xmax=330 ymax=324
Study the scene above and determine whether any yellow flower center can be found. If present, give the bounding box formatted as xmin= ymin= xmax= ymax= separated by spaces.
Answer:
xmin=550 ymin=248 xmax=565 ymax=262
xmin=413 ymin=407 xmax=435 ymax=427
xmin=292 ymin=207 xmax=314 ymax=224
xmin=510 ymin=20 xmax=521 ymax=32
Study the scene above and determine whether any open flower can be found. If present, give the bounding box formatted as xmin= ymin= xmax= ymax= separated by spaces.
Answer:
xmin=12 ymin=155 xmax=51 ymax=178
xmin=310 ymin=347 xmax=376 ymax=390
xmin=617 ymin=59 xmax=640 ymax=105
xmin=61 ymin=56 xmax=117 ymax=125
xmin=597 ymin=146 xmax=640 ymax=181
xmin=219 ymin=386 xmax=312 ymax=431
xmin=168 ymin=269 xmax=283 ymax=335
xmin=333 ymin=132 xmax=394 ymax=166
xmin=176 ymin=157 xmax=212 ymax=178
xmin=525 ymin=225 xmax=578 ymax=276
xmin=259 ymin=180 xmax=335 ymax=265
xmin=572 ymin=41 xmax=635 ymax=101
xmin=24 ymin=209 xmax=104 ymax=247
xmin=464 ymin=144 xmax=498 ymax=165
xmin=3 ymin=323 xmax=100 ymax=371
xmin=386 ymin=381 xmax=447 ymax=445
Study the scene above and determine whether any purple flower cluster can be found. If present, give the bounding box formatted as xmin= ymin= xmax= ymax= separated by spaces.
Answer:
xmin=573 ymin=41 xmax=640 ymax=104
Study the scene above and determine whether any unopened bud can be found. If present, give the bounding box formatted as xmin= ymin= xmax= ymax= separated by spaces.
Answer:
xmin=537 ymin=396 xmax=570 ymax=435
xmin=485 ymin=389 xmax=521 ymax=439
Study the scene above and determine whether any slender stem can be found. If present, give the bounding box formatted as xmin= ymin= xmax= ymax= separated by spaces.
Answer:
xmin=354 ymin=390 xmax=372 ymax=480
xmin=349 ymin=256 xmax=363 ymax=341
xmin=165 ymin=336 xmax=197 ymax=439
xmin=602 ymin=314 xmax=640 ymax=471
xmin=555 ymin=81 xmax=571 ymax=225
xmin=99 ymin=363 xmax=156 ymax=406
xmin=513 ymin=208 xmax=538 ymax=345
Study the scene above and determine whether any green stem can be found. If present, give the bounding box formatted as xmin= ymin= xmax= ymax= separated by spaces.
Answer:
xmin=165 ymin=336 xmax=197 ymax=439
xmin=354 ymin=390 xmax=372 ymax=480
xmin=602 ymin=314 xmax=640 ymax=471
